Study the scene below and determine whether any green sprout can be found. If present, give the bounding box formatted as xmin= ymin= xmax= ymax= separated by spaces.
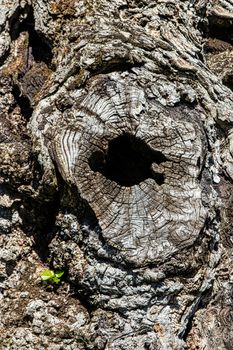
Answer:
xmin=40 ymin=269 xmax=64 ymax=285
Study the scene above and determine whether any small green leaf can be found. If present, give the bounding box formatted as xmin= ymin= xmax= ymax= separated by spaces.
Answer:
xmin=55 ymin=271 xmax=64 ymax=278
xmin=41 ymin=269 xmax=54 ymax=280
xmin=52 ymin=276 xmax=61 ymax=284
xmin=40 ymin=268 xmax=64 ymax=285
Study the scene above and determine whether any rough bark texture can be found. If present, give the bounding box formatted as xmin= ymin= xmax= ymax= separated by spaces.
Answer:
xmin=0 ymin=0 xmax=233 ymax=349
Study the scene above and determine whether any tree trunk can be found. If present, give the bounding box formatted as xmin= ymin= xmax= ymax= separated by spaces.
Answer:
xmin=0 ymin=0 xmax=233 ymax=349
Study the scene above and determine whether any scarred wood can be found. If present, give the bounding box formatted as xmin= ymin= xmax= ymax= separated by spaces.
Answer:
xmin=50 ymin=77 xmax=207 ymax=266
xmin=0 ymin=0 xmax=233 ymax=349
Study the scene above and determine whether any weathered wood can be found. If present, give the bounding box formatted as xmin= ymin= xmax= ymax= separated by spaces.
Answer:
xmin=45 ymin=78 xmax=207 ymax=267
xmin=0 ymin=0 xmax=233 ymax=349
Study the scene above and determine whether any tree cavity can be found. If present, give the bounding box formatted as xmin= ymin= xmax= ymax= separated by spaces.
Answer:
xmin=88 ymin=133 xmax=167 ymax=187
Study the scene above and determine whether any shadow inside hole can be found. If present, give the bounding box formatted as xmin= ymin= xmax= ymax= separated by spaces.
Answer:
xmin=207 ymin=20 xmax=233 ymax=46
xmin=223 ymin=75 xmax=233 ymax=92
xmin=199 ymin=12 xmax=233 ymax=49
xmin=9 ymin=5 xmax=53 ymax=66
xmin=28 ymin=26 xmax=53 ymax=65
xmin=88 ymin=133 xmax=167 ymax=187
xmin=12 ymin=85 xmax=33 ymax=120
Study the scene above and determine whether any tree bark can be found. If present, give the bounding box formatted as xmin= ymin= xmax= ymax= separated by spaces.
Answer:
xmin=0 ymin=0 xmax=233 ymax=349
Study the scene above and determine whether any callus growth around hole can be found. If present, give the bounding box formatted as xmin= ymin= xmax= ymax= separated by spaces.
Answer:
xmin=88 ymin=133 xmax=167 ymax=187
xmin=50 ymin=78 xmax=207 ymax=265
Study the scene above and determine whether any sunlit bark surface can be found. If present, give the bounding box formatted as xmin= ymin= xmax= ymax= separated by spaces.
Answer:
xmin=0 ymin=0 xmax=233 ymax=349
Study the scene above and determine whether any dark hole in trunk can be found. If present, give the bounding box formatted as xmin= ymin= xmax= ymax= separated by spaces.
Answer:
xmin=12 ymin=85 xmax=33 ymax=120
xmin=89 ymin=133 xmax=167 ymax=187
xmin=199 ymin=13 xmax=233 ymax=50
xmin=207 ymin=20 xmax=233 ymax=46
xmin=28 ymin=26 xmax=53 ymax=65
xmin=9 ymin=5 xmax=53 ymax=66
xmin=223 ymin=75 xmax=233 ymax=92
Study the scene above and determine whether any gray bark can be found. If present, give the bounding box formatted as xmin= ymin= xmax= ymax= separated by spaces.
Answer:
xmin=0 ymin=0 xmax=233 ymax=349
